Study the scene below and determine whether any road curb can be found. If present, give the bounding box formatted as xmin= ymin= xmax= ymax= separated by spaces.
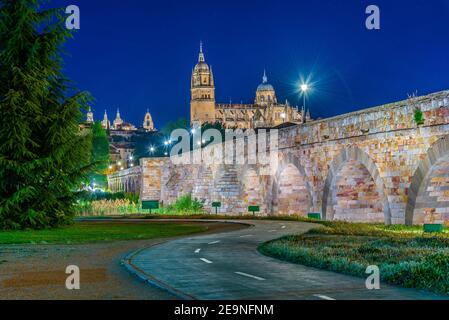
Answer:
xmin=122 ymin=244 xmax=196 ymax=300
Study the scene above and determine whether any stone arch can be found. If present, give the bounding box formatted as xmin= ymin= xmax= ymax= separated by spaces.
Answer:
xmin=406 ymin=136 xmax=449 ymax=225
xmin=322 ymin=146 xmax=391 ymax=224
xmin=272 ymin=153 xmax=313 ymax=216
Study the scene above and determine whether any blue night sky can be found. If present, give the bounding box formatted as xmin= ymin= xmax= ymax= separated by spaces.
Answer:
xmin=60 ymin=0 xmax=449 ymax=128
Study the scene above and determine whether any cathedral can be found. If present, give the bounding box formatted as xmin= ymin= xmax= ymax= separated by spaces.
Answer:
xmin=190 ymin=44 xmax=308 ymax=129
xmin=92 ymin=109 xmax=156 ymax=132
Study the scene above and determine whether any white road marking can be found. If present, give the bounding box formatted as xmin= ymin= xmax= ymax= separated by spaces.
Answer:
xmin=268 ymin=230 xmax=277 ymax=232
xmin=239 ymin=234 xmax=254 ymax=238
xmin=235 ymin=272 xmax=266 ymax=281
xmin=195 ymin=249 xmax=201 ymax=254
xmin=208 ymin=241 xmax=220 ymax=245
xmin=313 ymin=294 xmax=336 ymax=301
xmin=200 ymin=258 xmax=213 ymax=264
xmin=281 ymin=225 xmax=286 ymax=229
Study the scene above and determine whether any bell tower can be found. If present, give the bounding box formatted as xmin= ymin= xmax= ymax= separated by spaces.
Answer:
xmin=190 ymin=42 xmax=216 ymax=124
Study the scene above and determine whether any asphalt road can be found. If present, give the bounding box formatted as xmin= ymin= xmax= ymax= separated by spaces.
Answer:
xmin=125 ymin=220 xmax=447 ymax=300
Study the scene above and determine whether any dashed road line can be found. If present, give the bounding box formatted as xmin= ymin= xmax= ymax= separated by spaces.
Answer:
xmin=208 ymin=241 xmax=220 ymax=245
xmin=235 ymin=272 xmax=266 ymax=281
xmin=313 ymin=294 xmax=336 ymax=300
xmin=239 ymin=234 xmax=254 ymax=238
xmin=268 ymin=230 xmax=277 ymax=233
xmin=195 ymin=249 xmax=201 ymax=254
xmin=200 ymin=258 xmax=213 ymax=264
xmin=281 ymin=225 xmax=286 ymax=229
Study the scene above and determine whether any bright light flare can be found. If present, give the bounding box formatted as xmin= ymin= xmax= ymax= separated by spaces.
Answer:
xmin=300 ymin=84 xmax=309 ymax=92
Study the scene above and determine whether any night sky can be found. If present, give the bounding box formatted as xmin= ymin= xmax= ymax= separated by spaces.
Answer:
xmin=60 ymin=0 xmax=449 ymax=128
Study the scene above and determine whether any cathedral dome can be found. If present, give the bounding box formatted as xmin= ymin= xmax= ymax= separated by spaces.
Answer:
xmin=193 ymin=42 xmax=210 ymax=72
xmin=194 ymin=61 xmax=210 ymax=72
xmin=257 ymin=71 xmax=274 ymax=92
xmin=257 ymin=82 xmax=274 ymax=91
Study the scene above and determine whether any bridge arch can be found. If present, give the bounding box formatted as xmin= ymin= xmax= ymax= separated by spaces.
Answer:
xmin=322 ymin=146 xmax=391 ymax=224
xmin=405 ymin=136 xmax=449 ymax=225
xmin=272 ymin=153 xmax=313 ymax=216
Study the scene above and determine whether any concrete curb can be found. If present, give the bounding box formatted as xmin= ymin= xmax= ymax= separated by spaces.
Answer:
xmin=122 ymin=244 xmax=196 ymax=300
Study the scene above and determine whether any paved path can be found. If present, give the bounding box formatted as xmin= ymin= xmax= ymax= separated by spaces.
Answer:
xmin=125 ymin=220 xmax=447 ymax=300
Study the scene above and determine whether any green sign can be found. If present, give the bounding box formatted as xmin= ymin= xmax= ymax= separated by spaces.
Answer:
xmin=248 ymin=206 xmax=260 ymax=216
xmin=423 ymin=223 xmax=444 ymax=233
xmin=142 ymin=200 xmax=159 ymax=213
xmin=212 ymin=202 xmax=221 ymax=214
xmin=308 ymin=213 xmax=321 ymax=220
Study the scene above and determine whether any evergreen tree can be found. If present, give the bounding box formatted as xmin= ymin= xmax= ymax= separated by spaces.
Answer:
xmin=88 ymin=121 xmax=110 ymax=188
xmin=0 ymin=0 xmax=92 ymax=229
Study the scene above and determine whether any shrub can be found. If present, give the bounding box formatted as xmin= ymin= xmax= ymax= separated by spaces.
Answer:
xmin=259 ymin=221 xmax=449 ymax=294
xmin=159 ymin=194 xmax=205 ymax=215
xmin=77 ymin=191 xmax=139 ymax=203
xmin=414 ymin=108 xmax=425 ymax=125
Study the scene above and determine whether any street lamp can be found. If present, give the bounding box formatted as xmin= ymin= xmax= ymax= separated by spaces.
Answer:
xmin=300 ymin=83 xmax=309 ymax=110
xmin=280 ymin=112 xmax=286 ymax=123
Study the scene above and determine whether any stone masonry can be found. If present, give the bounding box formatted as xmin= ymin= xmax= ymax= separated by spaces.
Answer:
xmin=108 ymin=90 xmax=449 ymax=225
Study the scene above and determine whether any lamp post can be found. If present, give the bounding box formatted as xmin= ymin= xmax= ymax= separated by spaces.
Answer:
xmin=300 ymin=84 xmax=309 ymax=110
xmin=280 ymin=112 xmax=286 ymax=123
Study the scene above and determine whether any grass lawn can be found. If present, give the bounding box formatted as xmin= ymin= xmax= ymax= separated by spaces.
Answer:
xmin=259 ymin=221 xmax=449 ymax=294
xmin=0 ymin=221 xmax=207 ymax=245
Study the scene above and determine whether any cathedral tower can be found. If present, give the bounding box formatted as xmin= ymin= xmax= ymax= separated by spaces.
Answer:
xmin=113 ymin=109 xmax=123 ymax=129
xmin=190 ymin=42 xmax=216 ymax=124
xmin=102 ymin=110 xmax=111 ymax=129
xmin=86 ymin=106 xmax=94 ymax=123
xmin=255 ymin=70 xmax=277 ymax=106
xmin=143 ymin=109 xmax=155 ymax=131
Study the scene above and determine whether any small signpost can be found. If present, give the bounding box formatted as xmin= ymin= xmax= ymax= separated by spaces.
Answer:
xmin=142 ymin=200 xmax=159 ymax=214
xmin=308 ymin=213 xmax=321 ymax=220
xmin=248 ymin=205 xmax=260 ymax=216
xmin=212 ymin=202 xmax=221 ymax=215
xmin=423 ymin=223 xmax=444 ymax=233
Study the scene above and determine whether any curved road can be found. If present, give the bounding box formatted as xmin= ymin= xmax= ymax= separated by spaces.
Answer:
xmin=124 ymin=220 xmax=446 ymax=300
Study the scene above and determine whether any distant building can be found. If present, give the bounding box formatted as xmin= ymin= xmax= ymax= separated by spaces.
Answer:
xmin=84 ymin=107 xmax=158 ymax=170
xmin=86 ymin=106 xmax=94 ymax=123
xmin=190 ymin=43 xmax=306 ymax=129
xmin=143 ymin=109 xmax=155 ymax=131
xmin=101 ymin=110 xmax=111 ymax=130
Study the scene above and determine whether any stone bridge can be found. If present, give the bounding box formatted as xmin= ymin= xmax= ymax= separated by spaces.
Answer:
xmin=107 ymin=166 xmax=141 ymax=194
xmin=109 ymin=90 xmax=449 ymax=225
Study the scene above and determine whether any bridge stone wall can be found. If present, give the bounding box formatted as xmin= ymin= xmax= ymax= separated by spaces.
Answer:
xmin=107 ymin=166 xmax=142 ymax=194
xmin=109 ymin=90 xmax=449 ymax=225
